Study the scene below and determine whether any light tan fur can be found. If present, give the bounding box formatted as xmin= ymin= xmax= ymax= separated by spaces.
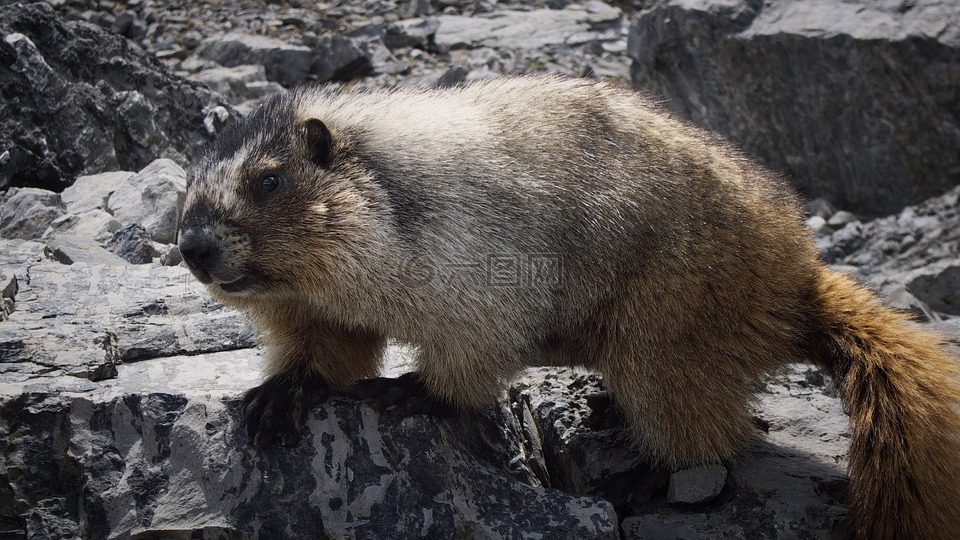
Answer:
xmin=180 ymin=75 xmax=960 ymax=538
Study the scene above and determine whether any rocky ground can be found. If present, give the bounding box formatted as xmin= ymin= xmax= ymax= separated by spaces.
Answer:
xmin=1 ymin=0 xmax=958 ymax=538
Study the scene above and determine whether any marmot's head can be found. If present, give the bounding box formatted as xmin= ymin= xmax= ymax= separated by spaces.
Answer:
xmin=178 ymin=91 xmax=376 ymax=303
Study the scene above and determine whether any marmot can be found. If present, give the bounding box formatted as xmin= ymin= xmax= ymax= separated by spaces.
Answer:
xmin=178 ymin=75 xmax=960 ymax=539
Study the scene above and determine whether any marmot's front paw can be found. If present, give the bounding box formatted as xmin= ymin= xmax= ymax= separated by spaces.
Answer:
xmin=348 ymin=372 xmax=452 ymax=418
xmin=242 ymin=371 xmax=330 ymax=447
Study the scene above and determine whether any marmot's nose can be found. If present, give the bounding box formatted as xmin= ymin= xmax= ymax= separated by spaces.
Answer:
xmin=178 ymin=228 xmax=220 ymax=278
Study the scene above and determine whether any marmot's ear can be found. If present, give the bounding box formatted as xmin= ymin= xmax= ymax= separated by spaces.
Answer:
xmin=303 ymin=119 xmax=333 ymax=168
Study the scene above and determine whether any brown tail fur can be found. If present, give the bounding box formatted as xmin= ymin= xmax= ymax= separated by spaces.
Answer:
xmin=806 ymin=267 xmax=960 ymax=539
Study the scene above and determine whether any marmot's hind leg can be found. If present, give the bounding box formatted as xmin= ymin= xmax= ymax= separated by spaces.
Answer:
xmin=597 ymin=346 xmax=759 ymax=467
xmin=590 ymin=275 xmax=775 ymax=467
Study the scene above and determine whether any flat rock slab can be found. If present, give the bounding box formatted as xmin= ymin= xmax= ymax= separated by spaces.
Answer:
xmin=0 ymin=239 xmax=255 ymax=382
xmin=666 ymin=464 xmax=728 ymax=504
xmin=430 ymin=2 xmax=622 ymax=50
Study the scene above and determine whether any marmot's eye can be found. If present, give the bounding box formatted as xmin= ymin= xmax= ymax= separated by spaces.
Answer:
xmin=259 ymin=174 xmax=282 ymax=196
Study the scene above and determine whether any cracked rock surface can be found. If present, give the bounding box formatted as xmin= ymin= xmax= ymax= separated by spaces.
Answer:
xmin=1 ymin=0 xmax=958 ymax=538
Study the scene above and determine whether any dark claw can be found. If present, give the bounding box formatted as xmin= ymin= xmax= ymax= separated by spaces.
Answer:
xmin=241 ymin=370 xmax=329 ymax=448
xmin=585 ymin=390 xmax=626 ymax=430
xmin=347 ymin=372 xmax=452 ymax=417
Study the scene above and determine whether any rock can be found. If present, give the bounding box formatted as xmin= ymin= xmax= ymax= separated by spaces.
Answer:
xmin=0 ymin=237 xmax=256 ymax=381
xmin=881 ymin=284 xmax=941 ymax=323
xmin=60 ymin=171 xmax=134 ymax=214
xmin=437 ymin=64 xmax=471 ymax=87
xmin=106 ymin=159 xmax=187 ymax=245
xmin=195 ymin=33 xmax=315 ymax=86
xmin=406 ymin=0 xmax=433 ymax=18
xmin=189 ymin=64 xmax=283 ymax=105
xmin=429 ymin=2 xmax=622 ymax=50
xmin=0 ymin=271 xmax=16 ymax=321
xmin=826 ymin=210 xmax=858 ymax=228
xmin=0 ymin=3 xmax=236 ymax=192
xmin=180 ymin=30 xmax=204 ymax=50
xmin=44 ymin=236 xmax=129 ymax=267
xmin=42 ymin=209 xmax=121 ymax=244
xmin=907 ymin=265 xmax=960 ymax=316
xmin=805 ymin=215 xmax=829 ymax=236
xmin=513 ymin=369 xmax=646 ymax=498
xmin=666 ymin=464 xmax=727 ymax=504
xmin=821 ymin=186 xmax=960 ymax=291
xmin=110 ymin=11 xmax=135 ymax=37
xmin=622 ymin=365 xmax=849 ymax=538
xmin=805 ymin=198 xmax=837 ymax=220
xmin=0 ymin=351 xmax=619 ymax=539
xmin=0 ymin=221 xmax=856 ymax=537
xmin=514 ymin=366 xmax=847 ymax=536
xmin=0 ymin=187 xmax=65 ymax=240
xmin=308 ymin=34 xmax=374 ymax=82
xmin=158 ymin=243 xmax=183 ymax=267
xmin=385 ymin=18 xmax=440 ymax=50
xmin=628 ymin=0 xmax=960 ymax=215
xmin=106 ymin=223 xmax=159 ymax=265
xmin=0 ymin=239 xmax=618 ymax=537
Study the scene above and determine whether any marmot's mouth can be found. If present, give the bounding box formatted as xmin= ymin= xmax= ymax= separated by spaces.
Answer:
xmin=215 ymin=269 xmax=266 ymax=294
xmin=218 ymin=275 xmax=255 ymax=294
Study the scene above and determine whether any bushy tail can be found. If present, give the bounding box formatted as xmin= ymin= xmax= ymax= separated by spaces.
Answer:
xmin=807 ymin=268 xmax=960 ymax=539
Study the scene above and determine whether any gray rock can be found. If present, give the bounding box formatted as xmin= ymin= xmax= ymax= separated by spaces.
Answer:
xmin=515 ymin=365 xmax=847 ymax=537
xmin=195 ymin=33 xmax=315 ymax=86
xmin=42 ymin=209 xmax=121 ymax=243
xmin=106 ymin=159 xmax=187 ymax=245
xmin=806 ymin=197 xmax=838 ymax=220
xmin=666 ymin=464 xmax=727 ymax=504
xmin=60 ymin=171 xmax=134 ymax=214
xmin=822 ymin=186 xmax=960 ymax=296
xmin=881 ymin=283 xmax=941 ymax=323
xmin=628 ymin=0 xmax=960 ymax=215
xmin=158 ymin=243 xmax=183 ymax=267
xmin=437 ymin=64 xmax=471 ymax=87
xmin=0 ymin=238 xmax=256 ymax=380
xmin=826 ymin=210 xmax=858 ymax=228
xmin=430 ymin=2 xmax=622 ymax=50
xmin=621 ymin=364 xmax=849 ymax=538
xmin=106 ymin=223 xmax=159 ymax=265
xmin=805 ymin=215 xmax=829 ymax=236
xmin=406 ymin=0 xmax=433 ymax=18
xmin=0 ymin=187 xmax=65 ymax=240
xmin=44 ymin=236 xmax=129 ymax=267
xmin=0 ymin=238 xmax=617 ymax=537
xmin=907 ymin=265 xmax=960 ymax=316
xmin=189 ymin=64 xmax=282 ymax=105
xmin=0 ymin=222 xmax=857 ymax=538
xmin=110 ymin=11 xmax=137 ymax=37
xmin=308 ymin=34 xmax=374 ymax=82
xmin=385 ymin=18 xmax=440 ymax=50
xmin=0 ymin=351 xmax=619 ymax=539
xmin=0 ymin=270 xmax=16 ymax=321
xmin=0 ymin=3 xmax=236 ymax=192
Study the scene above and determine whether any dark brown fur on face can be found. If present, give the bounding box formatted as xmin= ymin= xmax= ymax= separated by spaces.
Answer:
xmin=179 ymin=76 xmax=960 ymax=539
